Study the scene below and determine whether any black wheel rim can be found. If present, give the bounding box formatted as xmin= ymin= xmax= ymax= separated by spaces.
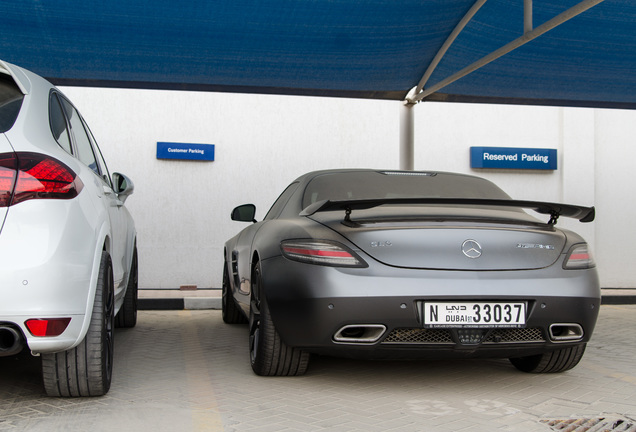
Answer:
xmin=131 ymin=252 xmax=138 ymax=319
xmin=249 ymin=315 xmax=260 ymax=365
xmin=249 ymin=265 xmax=261 ymax=365
xmin=128 ymin=253 xmax=139 ymax=322
xmin=222 ymin=267 xmax=229 ymax=315
xmin=104 ymin=265 xmax=114 ymax=382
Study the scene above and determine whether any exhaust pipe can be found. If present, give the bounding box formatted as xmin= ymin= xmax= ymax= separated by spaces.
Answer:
xmin=333 ymin=324 xmax=386 ymax=344
xmin=0 ymin=326 xmax=24 ymax=357
xmin=549 ymin=323 xmax=584 ymax=342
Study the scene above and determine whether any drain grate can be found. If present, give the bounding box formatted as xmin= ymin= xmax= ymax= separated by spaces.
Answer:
xmin=541 ymin=415 xmax=636 ymax=432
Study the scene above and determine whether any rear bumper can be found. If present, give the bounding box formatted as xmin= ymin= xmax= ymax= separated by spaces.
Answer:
xmin=0 ymin=314 xmax=87 ymax=354
xmin=260 ymin=255 xmax=600 ymax=358
xmin=0 ymin=199 xmax=102 ymax=353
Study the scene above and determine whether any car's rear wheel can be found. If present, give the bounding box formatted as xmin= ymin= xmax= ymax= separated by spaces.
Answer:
xmin=42 ymin=251 xmax=115 ymax=397
xmin=509 ymin=344 xmax=586 ymax=373
xmin=115 ymin=244 xmax=138 ymax=328
xmin=222 ymin=263 xmax=247 ymax=324
xmin=249 ymin=261 xmax=309 ymax=376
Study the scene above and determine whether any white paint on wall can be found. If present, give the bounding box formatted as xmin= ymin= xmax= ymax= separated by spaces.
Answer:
xmin=59 ymin=87 xmax=636 ymax=288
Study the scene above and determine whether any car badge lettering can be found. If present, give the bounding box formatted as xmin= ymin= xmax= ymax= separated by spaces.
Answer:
xmin=462 ymin=240 xmax=482 ymax=259
xmin=370 ymin=241 xmax=392 ymax=248
xmin=516 ymin=243 xmax=555 ymax=250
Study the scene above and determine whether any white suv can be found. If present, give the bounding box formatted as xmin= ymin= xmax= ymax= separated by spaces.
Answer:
xmin=0 ymin=60 xmax=137 ymax=397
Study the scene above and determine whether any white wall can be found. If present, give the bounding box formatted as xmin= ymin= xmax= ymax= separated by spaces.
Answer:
xmin=59 ymin=87 xmax=636 ymax=289
xmin=594 ymin=110 xmax=636 ymax=287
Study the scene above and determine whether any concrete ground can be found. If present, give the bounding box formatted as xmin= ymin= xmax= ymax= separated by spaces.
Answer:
xmin=1 ymin=300 xmax=635 ymax=432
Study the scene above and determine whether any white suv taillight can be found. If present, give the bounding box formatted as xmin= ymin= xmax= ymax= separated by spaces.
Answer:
xmin=563 ymin=244 xmax=596 ymax=269
xmin=0 ymin=152 xmax=83 ymax=207
xmin=281 ymin=240 xmax=368 ymax=268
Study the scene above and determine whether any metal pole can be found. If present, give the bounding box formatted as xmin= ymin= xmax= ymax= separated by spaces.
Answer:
xmin=409 ymin=0 xmax=605 ymax=103
xmin=524 ymin=0 xmax=533 ymax=33
xmin=400 ymin=102 xmax=415 ymax=171
xmin=414 ymin=0 xmax=488 ymax=95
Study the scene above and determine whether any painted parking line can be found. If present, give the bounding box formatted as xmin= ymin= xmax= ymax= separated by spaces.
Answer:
xmin=179 ymin=310 xmax=225 ymax=431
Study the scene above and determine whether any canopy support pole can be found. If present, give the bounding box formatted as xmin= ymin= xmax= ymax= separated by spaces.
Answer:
xmin=406 ymin=0 xmax=605 ymax=103
xmin=413 ymin=0 xmax=488 ymax=96
xmin=524 ymin=0 xmax=533 ymax=33
xmin=400 ymin=101 xmax=415 ymax=170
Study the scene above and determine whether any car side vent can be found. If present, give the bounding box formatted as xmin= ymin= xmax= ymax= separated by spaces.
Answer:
xmin=231 ymin=251 xmax=240 ymax=286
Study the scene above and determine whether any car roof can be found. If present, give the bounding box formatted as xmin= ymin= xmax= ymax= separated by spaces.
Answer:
xmin=292 ymin=169 xmax=491 ymax=186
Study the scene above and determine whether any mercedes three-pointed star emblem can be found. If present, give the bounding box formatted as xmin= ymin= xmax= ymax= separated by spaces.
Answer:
xmin=462 ymin=239 xmax=482 ymax=259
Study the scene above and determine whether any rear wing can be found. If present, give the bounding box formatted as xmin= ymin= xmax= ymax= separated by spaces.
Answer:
xmin=0 ymin=60 xmax=30 ymax=95
xmin=300 ymin=198 xmax=595 ymax=225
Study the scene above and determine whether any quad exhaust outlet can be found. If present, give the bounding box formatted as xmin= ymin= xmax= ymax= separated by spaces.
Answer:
xmin=549 ymin=323 xmax=584 ymax=342
xmin=333 ymin=324 xmax=387 ymax=344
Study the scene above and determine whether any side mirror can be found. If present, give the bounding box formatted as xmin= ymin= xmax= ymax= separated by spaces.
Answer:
xmin=112 ymin=172 xmax=134 ymax=203
xmin=231 ymin=204 xmax=257 ymax=223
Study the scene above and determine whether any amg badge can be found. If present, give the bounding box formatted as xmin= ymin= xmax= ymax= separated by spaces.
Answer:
xmin=517 ymin=243 xmax=555 ymax=250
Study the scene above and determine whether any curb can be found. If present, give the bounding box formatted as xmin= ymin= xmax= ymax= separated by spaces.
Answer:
xmin=601 ymin=295 xmax=636 ymax=305
xmin=139 ymin=297 xmax=222 ymax=311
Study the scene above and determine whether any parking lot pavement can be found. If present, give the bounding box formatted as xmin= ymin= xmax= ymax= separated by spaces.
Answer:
xmin=1 ymin=305 xmax=636 ymax=432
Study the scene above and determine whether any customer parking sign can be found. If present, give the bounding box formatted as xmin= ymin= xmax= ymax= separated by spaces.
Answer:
xmin=156 ymin=142 xmax=215 ymax=161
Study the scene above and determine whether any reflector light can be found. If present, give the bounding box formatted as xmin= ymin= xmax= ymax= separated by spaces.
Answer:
xmin=570 ymin=253 xmax=589 ymax=261
xmin=0 ymin=152 xmax=83 ymax=207
xmin=563 ymin=244 xmax=596 ymax=270
xmin=25 ymin=318 xmax=71 ymax=337
xmin=281 ymin=240 xmax=367 ymax=267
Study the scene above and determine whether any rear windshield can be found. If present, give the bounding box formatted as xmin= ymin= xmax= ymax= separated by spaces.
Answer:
xmin=302 ymin=171 xmax=511 ymax=208
xmin=0 ymin=73 xmax=24 ymax=133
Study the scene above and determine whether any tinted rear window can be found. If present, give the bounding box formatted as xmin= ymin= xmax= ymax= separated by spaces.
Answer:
xmin=302 ymin=171 xmax=511 ymax=208
xmin=0 ymin=73 xmax=24 ymax=133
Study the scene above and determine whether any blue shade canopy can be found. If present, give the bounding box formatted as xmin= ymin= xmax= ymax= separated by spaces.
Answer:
xmin=1 ymin=0 xmax=635 ymax=108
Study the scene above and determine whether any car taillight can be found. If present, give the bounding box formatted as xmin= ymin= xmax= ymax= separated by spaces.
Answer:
xmin=281 ymin=240 xmax=368 ymax=268
xmin=25 ymin=318 xmax=71 ymax=337
xmin=0 ymin=153 xmax=17 ymax=207
xmin=563 ymin=244 xmax=596 ymax=270
xmin=0 ymin=152 xmax=83 ymax=207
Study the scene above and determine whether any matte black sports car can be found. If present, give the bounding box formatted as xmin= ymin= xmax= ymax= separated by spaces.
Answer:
xmin=222 ymin=169 xmax=599 ymax=376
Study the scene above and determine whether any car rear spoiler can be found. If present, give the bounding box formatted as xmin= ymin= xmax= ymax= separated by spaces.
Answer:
xmin=300 ymin=198 xmax=595 ymax=225
xmin=0 ymin=60 xmax=30 ymax=95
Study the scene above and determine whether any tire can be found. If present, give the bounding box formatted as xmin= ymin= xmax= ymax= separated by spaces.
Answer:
xmin=509 ymin=344 xmax=586 ymax=373
xmin=42 ymin=251 xmax=115 ymax=397
xmin=222 ymin=263 xmax=247 ymax=324
xmin=249 ymin=261 xmax=309 ymax=376
xmin=115 ymin=245 xmax=138 ymax=328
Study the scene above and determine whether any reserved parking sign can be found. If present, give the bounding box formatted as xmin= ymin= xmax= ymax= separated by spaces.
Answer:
xmin=470 ymin=147 xmax=557 ymax=170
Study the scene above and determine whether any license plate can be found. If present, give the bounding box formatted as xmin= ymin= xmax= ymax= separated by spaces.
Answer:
xmin=423 ymin=302 xmax=526 ymax=328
